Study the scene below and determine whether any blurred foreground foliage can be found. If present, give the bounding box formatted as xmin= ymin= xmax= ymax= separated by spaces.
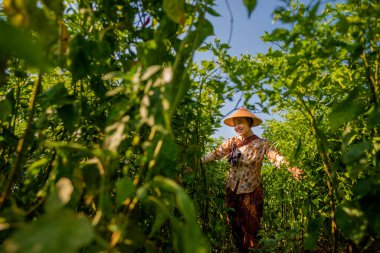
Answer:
xmin=0 ymin=0 xmax=379 ymax=252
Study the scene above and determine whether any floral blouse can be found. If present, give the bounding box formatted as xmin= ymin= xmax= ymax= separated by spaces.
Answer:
xmin=202 ymin=135 xmax=288 ymax=194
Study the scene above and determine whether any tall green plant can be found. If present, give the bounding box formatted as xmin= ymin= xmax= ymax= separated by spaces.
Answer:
xmin=0 ymin=0 xmax=224 ymax=252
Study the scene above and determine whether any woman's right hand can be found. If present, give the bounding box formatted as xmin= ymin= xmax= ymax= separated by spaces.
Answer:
xmin=182 ymin=167 xmax=194 ymax=174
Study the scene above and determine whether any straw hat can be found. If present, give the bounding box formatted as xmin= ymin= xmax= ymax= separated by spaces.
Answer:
xmin=223 ymin=107 xmax=262 ymax=127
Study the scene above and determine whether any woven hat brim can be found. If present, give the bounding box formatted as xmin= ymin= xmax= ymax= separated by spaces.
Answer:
xmin=223 ymin=108 xmax=262 ymax=127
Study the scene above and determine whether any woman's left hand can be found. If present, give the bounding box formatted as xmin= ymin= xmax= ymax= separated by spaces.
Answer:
xmin=288 ymin=167 xmax=303 ymax=180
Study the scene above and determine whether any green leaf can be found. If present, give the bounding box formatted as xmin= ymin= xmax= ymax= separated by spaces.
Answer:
xmin=329 ymin=96 xmax=365 ymax=130
xmin=175 ymin=191 xmax=195 ymax=221
xmin=367 ymin=106 xmax=380 ymax=128
xmin=0 ymin=20 xmax=44 ymax=67
xmin=27 ymin=158 xmax=49 ymax=177
xmin=262 ymin=28 xmax=289 ymax=42
xmin=0 ymin=128 xmax=18 ymax=147
xmin=57 ymin=103 xmax=79 ymax=132
xmin=163 ymin=0 xmax=185 ymax=25
xmin=304 ymin=217 xmax=323 ymax=250
xmin=205 ymin=6 xmax=220 ymax=17
xmin=41 ymin=0 xmax=64 ymax=16
xmin=149 ymin=196 xmax=170 ymax=236
xmin=2 ymin=210 xmax=94 ymax=253
xmin=243 ymin=0 xmax=257 ymax=18
xmin=196 ymin=18 xmax=214 ymax=46
xmin=152 ymin=176 xmax=195 ymax=221
xmin=50 ymin=142 xmax=90 ymax=154
xmin=336 ymin=203 xmax=367 ymax=244
xmin=40 ymin=82 xmax=74 ymax=107
xmin=116 ymin=177 xmax=135 ymax=205
xmin=197 ymin=45 xmax=209 ymax=52
xmin=170 ymin=217 xmax=209 ymax=253
xmin=357 ymin=185 xmax=380 ymax=234
xmin=68 ymin=35 xmax=91 ymax=81
xmin=46 ymin=87 xmax=78 ymax=132
xmin=153 ymin=176 xmax=181 ymax=193
xmin=0 ymin=97 xmax=12 ymax=121
xmin=343 ymin=142 xmax=370 ymax=164
xmin=292 ymin=138 xmax=302 ymax=160
xmin=5 ymin=88 xmax=16 ymax=113
xmin=45 ymin=178 xmax=74 ymax=213
xmin=181 ymin=18 xmax=214 ymax=59
xmin=90 ymin=75 xmax=108 ymax=99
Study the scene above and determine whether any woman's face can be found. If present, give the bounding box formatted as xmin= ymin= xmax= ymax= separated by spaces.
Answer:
xmin=233 ymin=117 xmax=252 ymax=138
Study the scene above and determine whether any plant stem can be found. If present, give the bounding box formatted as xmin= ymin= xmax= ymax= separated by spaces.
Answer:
xmin=299 ymin=98 xmax=337 ymax=253
xmin=0 ymin=73 xmax=42 ymax=207
xmin=361 ymin=50 xmax=379 ymax=106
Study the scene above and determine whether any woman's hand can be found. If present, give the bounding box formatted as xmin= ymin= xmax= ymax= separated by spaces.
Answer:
xmin=182 ymin=167 xmax=194 ymax=174
xmin=287 ymin=167 xmax=303 ymax=180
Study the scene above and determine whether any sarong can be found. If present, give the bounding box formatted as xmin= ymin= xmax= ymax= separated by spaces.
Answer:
xmin=225 ymin=184 xmax=264 ymax=252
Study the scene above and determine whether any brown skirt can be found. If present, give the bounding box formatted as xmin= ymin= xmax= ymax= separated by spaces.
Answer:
xmin=225 ymin=185 xmax=264 ymax=252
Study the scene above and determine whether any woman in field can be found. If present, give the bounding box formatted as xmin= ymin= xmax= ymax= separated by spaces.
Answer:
xmin=202 ymin=107 xmax=302 ymax=252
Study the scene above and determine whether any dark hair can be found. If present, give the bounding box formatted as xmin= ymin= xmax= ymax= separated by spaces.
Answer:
xmin=246 ymin=117 xmax=254 ymax=127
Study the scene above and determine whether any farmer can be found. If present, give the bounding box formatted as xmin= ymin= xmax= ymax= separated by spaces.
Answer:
xmin=202 ymin=107 xmax=302 ymax=252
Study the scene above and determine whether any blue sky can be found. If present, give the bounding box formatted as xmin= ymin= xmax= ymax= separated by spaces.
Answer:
xmin=195 ymin=0 xmax=291 ymax=139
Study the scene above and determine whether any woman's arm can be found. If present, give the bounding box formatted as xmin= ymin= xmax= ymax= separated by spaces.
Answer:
xmin=264 ymin=140 xmax=302 ymax=180
xmin=202 ymin=138 xmax=234 ymax=164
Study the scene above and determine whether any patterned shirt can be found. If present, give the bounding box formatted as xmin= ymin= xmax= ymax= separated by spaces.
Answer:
xmin=202 ymin=135 xmax=288 ymax=194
